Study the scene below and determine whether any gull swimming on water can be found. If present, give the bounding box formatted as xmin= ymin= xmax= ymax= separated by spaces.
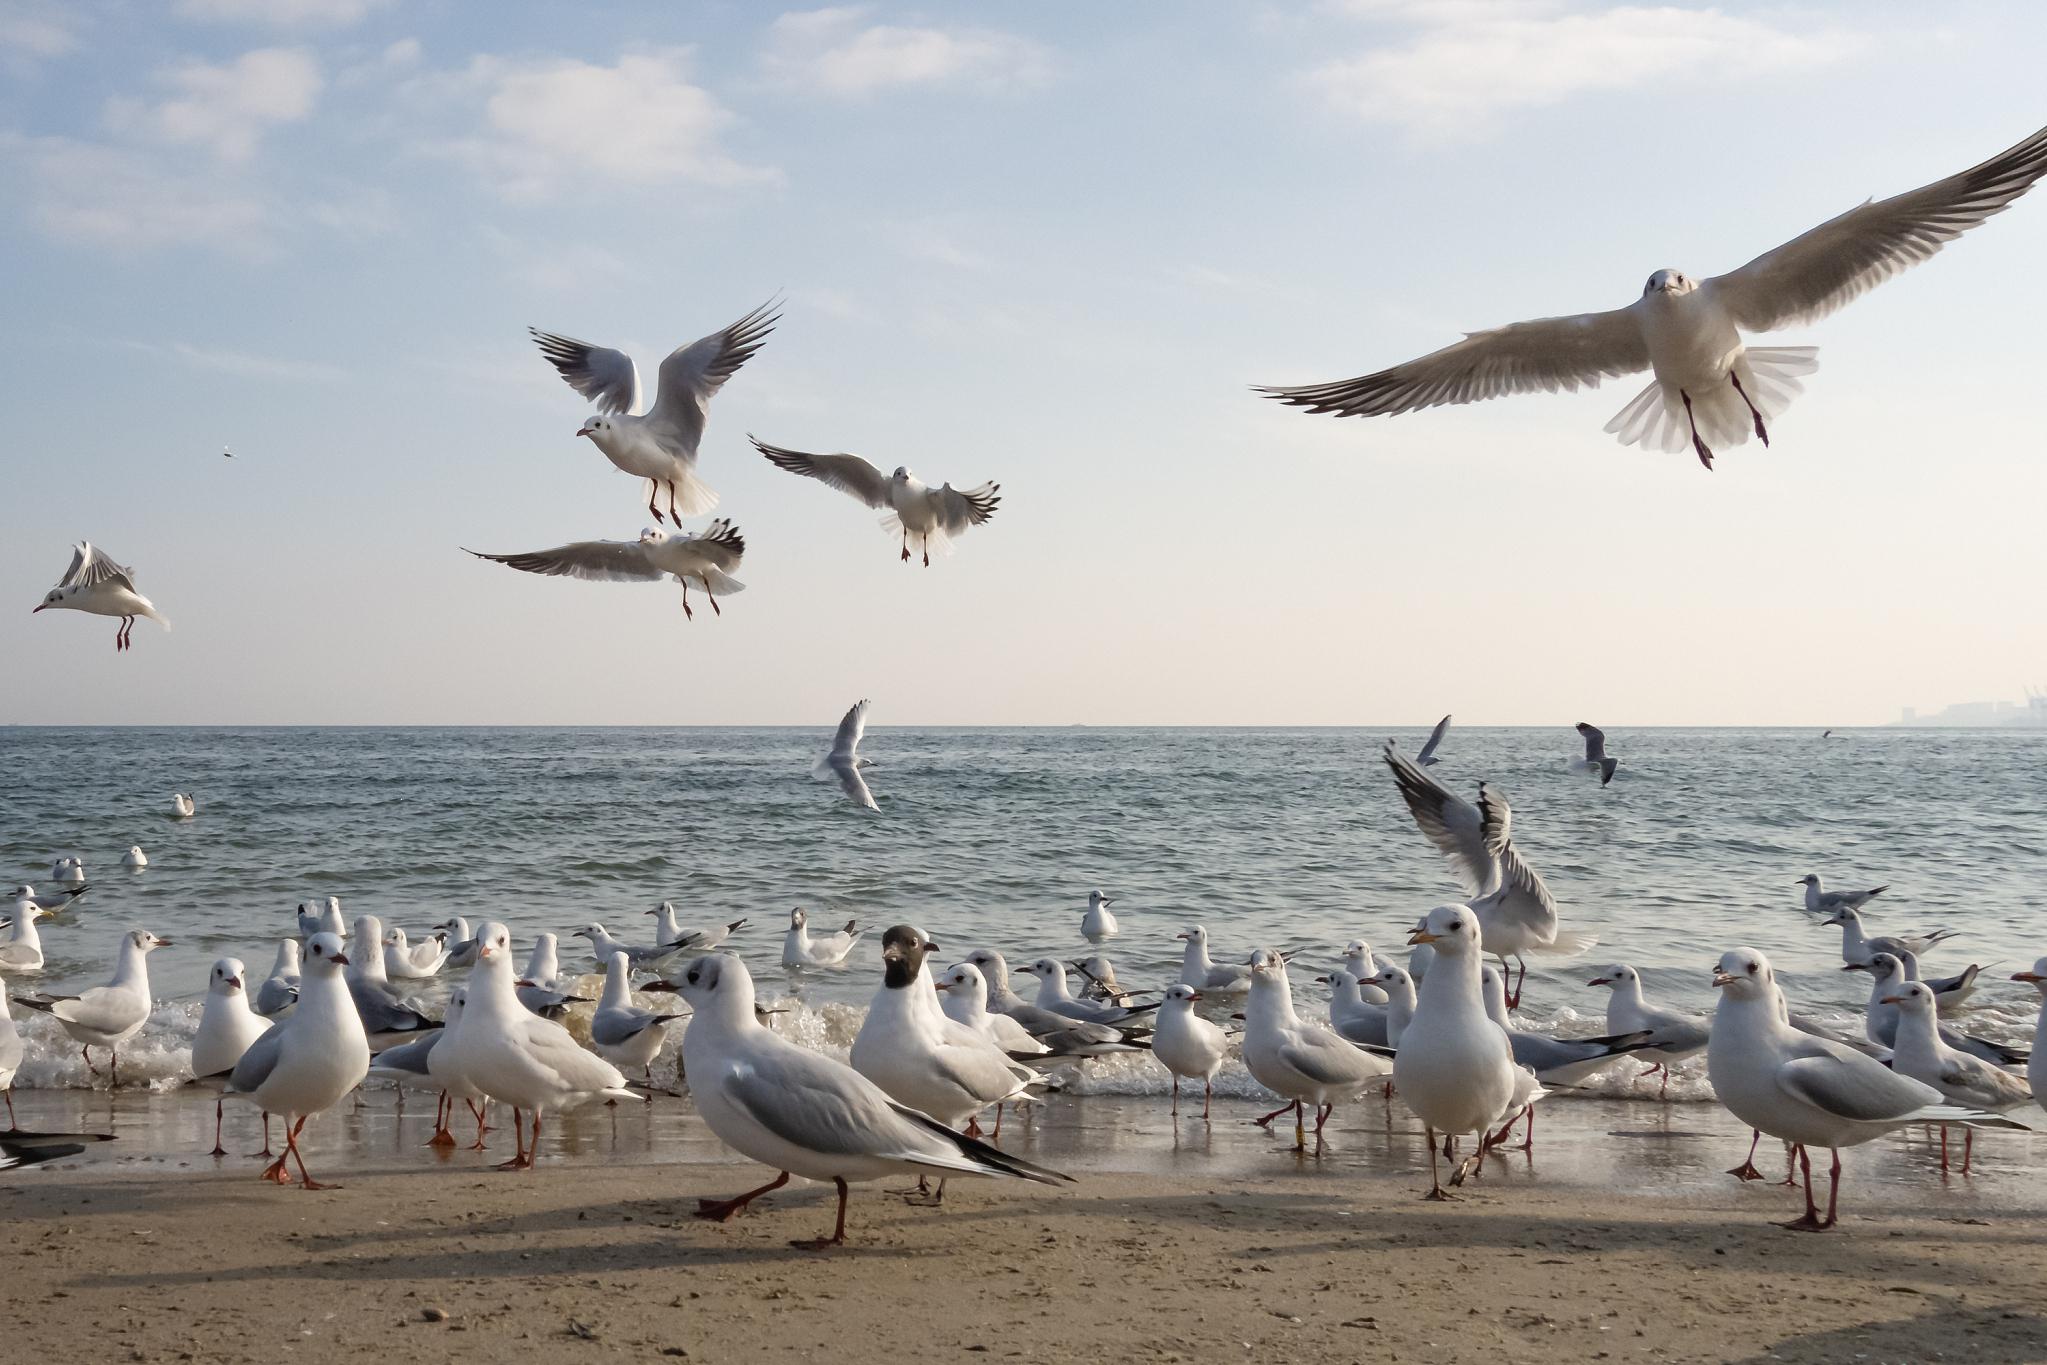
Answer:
xmin=122 ymin=846 xmax=147 ymax=870
xmin=1079 ymin=889 xmax=1118 ymax=943
xmin=1259 ymin=124 xmax=2047 ymax=470
xmin=50 ymin=858 xmax=84 ymax=885
xmin=465 ymin=520 xmax=746 ymax=622
xmin=31 ymin=542 xmax=168 ymax=651
xmin=1176 ymin=925 xmax=1251 ymax=995
xmin=1574 ymin=723 xmax=1619 ymax=785
xmin=14 ymin=929 xmax=168 ymax=1084
xmin=959 ymin=950 xmax=1150 ymax=1057
xmin=648 ymin=903 xmax=746 ymax=952
xmin=8 ymin=884 xmax=88 ymax=917
xmin=171 ymin=793 xmax=195 ymax=819
xmin=1797 ymin=874 xmax=1888 ymax=917
xmin=816 ymin=700 xmax=879 ymax=811
xmin=530 ymin=300 xmax=779 ymax=524
xmin=751 ymin=435 xmax=1001 ymax=567
xmin=1822 ymin=905 xmax=1957 ymax=967
xmin=782 ymin=908 xmax=864 ymax=968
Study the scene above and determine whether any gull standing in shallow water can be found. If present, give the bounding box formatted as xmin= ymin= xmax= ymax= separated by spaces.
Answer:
xmin=2014 ymin=961 xmax=2047 ymax=1120
xmin=1258 ymin=125 xmax=2047 ymax=469
xmin=590 ymin=951 xmax=685 ymax=1084
xmin=675 ymin=952 xmax=1071 ymax=1248
xmin=1587 ymin=964 xmax=1710 ymax=1097
xmin=1846 ymin=953 xmax=2027 ymax=1067
xmin=1241 ymin=950 xmax=1389 ymax=1148
xmin=222 ymin=933 xmax=369 ymax=1188
xmin=14 ymin=929 xmax=168 ymax=1084
xmin=1153 ymin=984 xmax=1229 ymax=1118
xmin=465 ymin=521 xmax=746 ymax=622
xmin=530 ymin=300 xmax=779 ymax=523
xmin=1885 ymin=981 xmax=2034 ymax=1174
xmin=1706 ymin=948 xmax=2024 ymax=1230
xmin=816 ymin=700 xmax=879 ymax=811
xmin=1176 ymin=925 xmax=1252 ymax=995
xmin=30 ymin=542 xmax=169 ymax=651
xmin=190 ymin=958 xmax=273 ymax=1156
xmin=751 ymin=435 xmax=1000 ymax=566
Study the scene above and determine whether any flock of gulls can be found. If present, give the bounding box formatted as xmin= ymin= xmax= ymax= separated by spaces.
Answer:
xmin=12 ymin=123 xmax=2047 ymax=1241
xmin=5 ymin=717 xmax=2044 ymax=1243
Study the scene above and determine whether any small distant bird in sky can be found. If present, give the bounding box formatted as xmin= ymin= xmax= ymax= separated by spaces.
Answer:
xmin=1575 ymin=723 xmax=1619 ymax=786
xmin=31 ymin=542 xmax=169 ymax=651
xmin=751 ymin=435 xmax=1000 ymax=567
xmin=817 ymin=699 xmax=879 ymax=810
xmin=222 ymin=446 xmax=235 ymax=459
xmin=530 ymin=300 xmax=779 ymax=525
xmin=465 ymin=520 xmax=746 ymax=621
xmin=1259 ymin=124 xmax=2047 ymax=469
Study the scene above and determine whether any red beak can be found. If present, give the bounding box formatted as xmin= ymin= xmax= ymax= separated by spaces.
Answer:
xmin=332 ymin=952 xmax=351 ymax=966
xmin=31 ymin=604 xmax=47 ymax=613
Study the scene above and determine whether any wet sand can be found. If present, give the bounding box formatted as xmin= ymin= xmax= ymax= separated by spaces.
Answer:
xmin=4 ymin=1089 xmax=2046 ymax=1363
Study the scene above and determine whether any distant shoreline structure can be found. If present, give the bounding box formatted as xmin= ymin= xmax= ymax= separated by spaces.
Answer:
xmin=1891 ymin=688 xmax=2047 ymax=728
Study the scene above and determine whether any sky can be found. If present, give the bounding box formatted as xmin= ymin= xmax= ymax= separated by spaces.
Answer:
xmin=1 ymin=0 xmax=2044 ymax=727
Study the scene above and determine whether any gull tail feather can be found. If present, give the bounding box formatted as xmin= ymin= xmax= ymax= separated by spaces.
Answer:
xmin=1534 ymin=930 xmax=1598 ymax=958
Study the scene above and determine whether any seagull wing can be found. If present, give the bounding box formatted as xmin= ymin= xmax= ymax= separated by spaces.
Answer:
xmin=1708 ymin=124 xmax=2047 ymax=332
xmin=529 ymin=329 xmax=640 ymax=415
xmin=1777 ymin=1050 xmax=1942 ymax=1122
xmin=677 ymin=519 xmax=746 ymax=574
xmin=1415 ymin=714 xmax=1451 ymax=765
xmin=1577 ymin=723 xmax=1607 ymax=761
xmin=647 ymin=299 xmax=780 ymax=441
xmin=1256 ymin=307 xmax=1649 ymax=418
xmin=752 ymin=437 xmax=891 ymax=509
xmin=465 ymin=540 xmax=661 ymax=583
xmin=930 ymin=481 xmax=1001 ymax=535
xmin=1383 ymin=744 xmax=1496 ymax=897
xmin=58 ymin=542 xmax=135 ymax=590
xmin=829 ymin=699 xmax=870 ymax=761
xmin=1282 ymin=1028 xmax=1390 ymax=1086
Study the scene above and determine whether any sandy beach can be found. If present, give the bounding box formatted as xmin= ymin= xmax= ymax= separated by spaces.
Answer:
xmin=4 ymin=1090 xmax=2045 ymax=1364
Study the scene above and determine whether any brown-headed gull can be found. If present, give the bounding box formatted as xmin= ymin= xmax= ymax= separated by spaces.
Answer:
xmin=1797 ymin=873 xmax=1888 ymax=916
xmin=1885 ymin=980 xmax=2035 ymax=1174
xmin=466 ymin=520 xmax=746 ymax=622
xmin=1574 ymin=723 xmax=1619 ymax=785
xmin=191 ymin=957 xmax=273 ymax=1156
xmin=222 ymin=932 xmax=369 ymax=1188
xmin=751 ymin=435 xmax=1000 ymax=567
xmin=1152 ymin=983 xmax=1230 ymax=1118
xmin=31 ymin=542 xmax=168 ymax=651
xmin=816 ymin=700 xmax=879 ymax=811
xmin=674 ymin=952 xmax=1071 ymax=1248
xmin=1260 ymin=125 xmax=2047 ymax=470
xmin=14 ymin=929 xmax=168 ymax=1084
xmin=1706 ymin=947 xmax=2025 ymax=1230
xmin=1586 ymin=963 xmax=1709 ymax=1098
xmin=782 ymin=907 xmax=863 ymax=968
xmin=530 ymin=300 xmax=778 ymax=524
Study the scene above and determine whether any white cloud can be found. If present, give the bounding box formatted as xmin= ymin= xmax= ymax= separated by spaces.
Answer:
xmin=175 ymin=0 xmax=392 ymax=27
xmin=763 ymin=6 xmax=1050 ymax=96
xmin=426 ymin=48 xmax=775 ymax=197
xmin=1311 ymin=4 xmax=1856 ymax=137
xmin=4 ymin=134 xmax=278 ymax=255
xmin=0 ymin=4 xmax=77 ymax=58
xmin=106 ymin=47 xmax=323 ymax=161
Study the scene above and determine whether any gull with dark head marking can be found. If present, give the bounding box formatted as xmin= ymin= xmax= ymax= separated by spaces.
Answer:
xmin=782 ymin=908 xmax=863 ymax=968
xmin=1574 ymin=723 xmax=1619 ymax=785
xmin=530 ymin=300 xmax=779 ymax=523
xmin=816 ymin=700 xmax=879 ymax=810
xmin=31 ymin=542 xmax=168 ymax=651
xmin=1260 ymin=124 xmax=2047 ymax=470
xmin=1797 ymin=874 xmax=1888 ymax=917
xmin=752 ymin=435 xmax=1000 ymax=567
xmin=467 ymin=520 xmax=745 ymax=622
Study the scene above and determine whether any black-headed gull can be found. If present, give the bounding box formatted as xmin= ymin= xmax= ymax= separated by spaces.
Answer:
xmin=1261 ymin=125 xmax=2047 ymax=470
xmin=1242 ymin=949 xmax=1389 ymax=1150
xmin=1844 ymin=953 xmax=2024 ymax=1067
xmin=14 ymin=929 xmax=168 ymax=1084
xmin=1706 ymin=947 xmax=2024 ymax=1230
xmin=1586 ymin=963 xmax=1709 ymax=1098
xmin=1574 ymin=723 xmax=1619 ymax=785
xmin=530 ymin=300 xmax=778 ymax=524
xmin=1175 ymin=925 xmax=1251 ymax=995
xmin=1416 ymin=714 xmax=1450 ymax=766
xmin=815 ymin=700 xmax=879 ymax=811
xmin=751 ymin=435 xmax=1000 ymax=567
xmin=591 ymin=951 xmax=684 ymax=1083
xmin=1078 ymin=889 xmax=1117 ymax=942
xmin=31 ymin=542 xmax=168 ymax=651
xmin=1797 ymin=873 xmax=1888 ymax=916
xmin=1885 ymin=981 xmax=2034 ymax=1174
xmin=254 ymin=940 xmax=301 ymax=1019
xmin=1821 ymin=905 xmax=1956 ymax=967
xmin=466 ymin=520 xmax=746 ymax=622
xmin=674 ymin=951 xmax=1072 ymax=1248
xmin=1152 ymin=984 xmax=1229 ymax=1118
xmin=1383 ymin=744 xmax=1592 ymax=1008
xmin=171 ymin=793 xmax=195 ymax=820
xmin=648 ymin=903 xmax=745 ymax=952
xmin=222 ymin=932 xmax=369 ymax=1188
xmin=191 ymin=957 xmax=273 ymax=1156
xmin=783 ymin=907 xmax=863 ymax=968
xmin=121 ymin=846 xmax=147 ymax=870
xmin=1017 ymin=958 xmax=1158 ymax=1026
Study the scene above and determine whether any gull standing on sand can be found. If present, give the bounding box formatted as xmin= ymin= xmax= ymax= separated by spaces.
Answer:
xmin=1019 ymin=959 xmax=1160 ymax=1026
xmin=1574 ymin=723 xmax=1620 ymax=785
xmin=30 ymin=542 xmax=168 ymax=651
xmin=1706 ymin=947 xmax=2023 ymax=1229
xmin=1176 ymin=926 xmax=1252 ymax=995
xmin=1587 ymin=964 xmax=1710 ymax=1097
xmin=851 ymin=927 xmax=1036 ymax=1152
xmin=782 ymin=908 xmax=863 ymax=968
xmin=191 ymin=957 xmax=273 ymax=1156
xmin=649 ymin=903 xmax=746 ymax=952
xmin=1886 ymin=981 xmax=2034 ymax=1174
xmin=1079 ymin=889 xmax=1118 ymax=942
xmin=222 ymin=933 xmax=369 ymax=1188
xmin=433 ymin=921 xmax=637 ymax=1170
xmin=1845 ymin=953 xmax=2026 ymax=1067
xmin=370 ymin=989 xmax=468 ymax=1146
xmin=1797 ymin=874 xmax=1888 ymax=917
xmin=2013 ymin=960 xmax=2047 ymax=1120
xmin=1153 ymin=983 xmax=1229 ymax=1118
xmin=959 ymin=950 xmax=1149 ymax=1056
xmin=591 ymin=951 xmax=685 ymax=1083
xmin=383 ymin=927 xmax=449 ymax=980
xmin=1383 ymin=744 xmax=1591 ymax=1008
xmin=675 ymin=953 xmax=1072 ymax=1248
xmin=254 ymin=941 xmax=300 ymax=1019
xmin=13 ymin=929 xmax=168 ymax=1084
xmin=423 ymin=990 xmax=493 ymax=1149
xmin=1258 ymin=125 xmax=2047 ymax=469
xmin=530 ymin=301 xmax=779 ymax=523
xmin=1242 ymin=950 xmax=1388 ymax=1149
xmin=466 ymin=520 xmax=747 ymax=622
xmin=1395 ymin=906 xmax=1539 ymax=1197
xmin=0 ymin=903 xmax=52 ymax=973
xmin=1822 ymin=906 xmax=1957 ymax=967
xmin=816 ymin=700 xmax=880 ymax=811
xmin=752 ymin=435 xmax=1002 ymax=567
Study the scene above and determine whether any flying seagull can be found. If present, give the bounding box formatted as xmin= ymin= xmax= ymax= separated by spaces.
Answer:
xmin=466 ymin=520 xmax=745 ymax=620
xmin=1575 ymin=722 xmax=1619 ymax=785
xmin=817 ymin=699 xmax=878 ymax=810
xmin=530 ymin=300 xmax=779 ymax=524
xmin=31 ymin=542 xmax=168 ymax=652
xmin=750 ymin=435 xmax=1000 ymax=567
xmin=1258 ymin=124 xmax=2047 ymax=469
xmin=1416 ymin=713 xmax=1451 ymax=767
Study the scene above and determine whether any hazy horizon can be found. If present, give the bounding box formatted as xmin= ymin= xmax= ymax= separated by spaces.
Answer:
xmin=4 ymin=1 xmax=2044 ymax=728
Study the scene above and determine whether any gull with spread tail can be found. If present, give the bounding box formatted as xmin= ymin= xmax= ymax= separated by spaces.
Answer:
xmin=752 ymin=435 xmax=1000 ymax=567
xmin=467 ymin=521 xmax=745 ymax=622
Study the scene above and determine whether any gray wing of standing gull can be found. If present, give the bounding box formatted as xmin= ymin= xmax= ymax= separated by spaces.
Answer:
xmin=529 ymin=329 xmax=640 ymax=414
xmin=1708 ymin=125 xmax=2047 ymax=331
xmin=592 ymin=1006 xmax=681 ymax=1048
xmin=222 ymin=1028 xmax=284 ymax=1094
xmin=1776 ymin=1050 xmax=1945 ymax=1121
xmin=368 ymin=1032 xmax=441 ymax=1076
xmin=347 ymin=974 xmax=437 ymax=1035
xmin=1279 ymin=1029 xmax=1387 ymax=1087
xmin=464 ymin=540 xmax=662 ymax=583
xmin=253 ymin=978 xmax=298 ymax=1017
xmin=752 ymin=437 xmax=892 ymax=509
xmin=1415 ymin=714 xmax=1451 ymax=766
